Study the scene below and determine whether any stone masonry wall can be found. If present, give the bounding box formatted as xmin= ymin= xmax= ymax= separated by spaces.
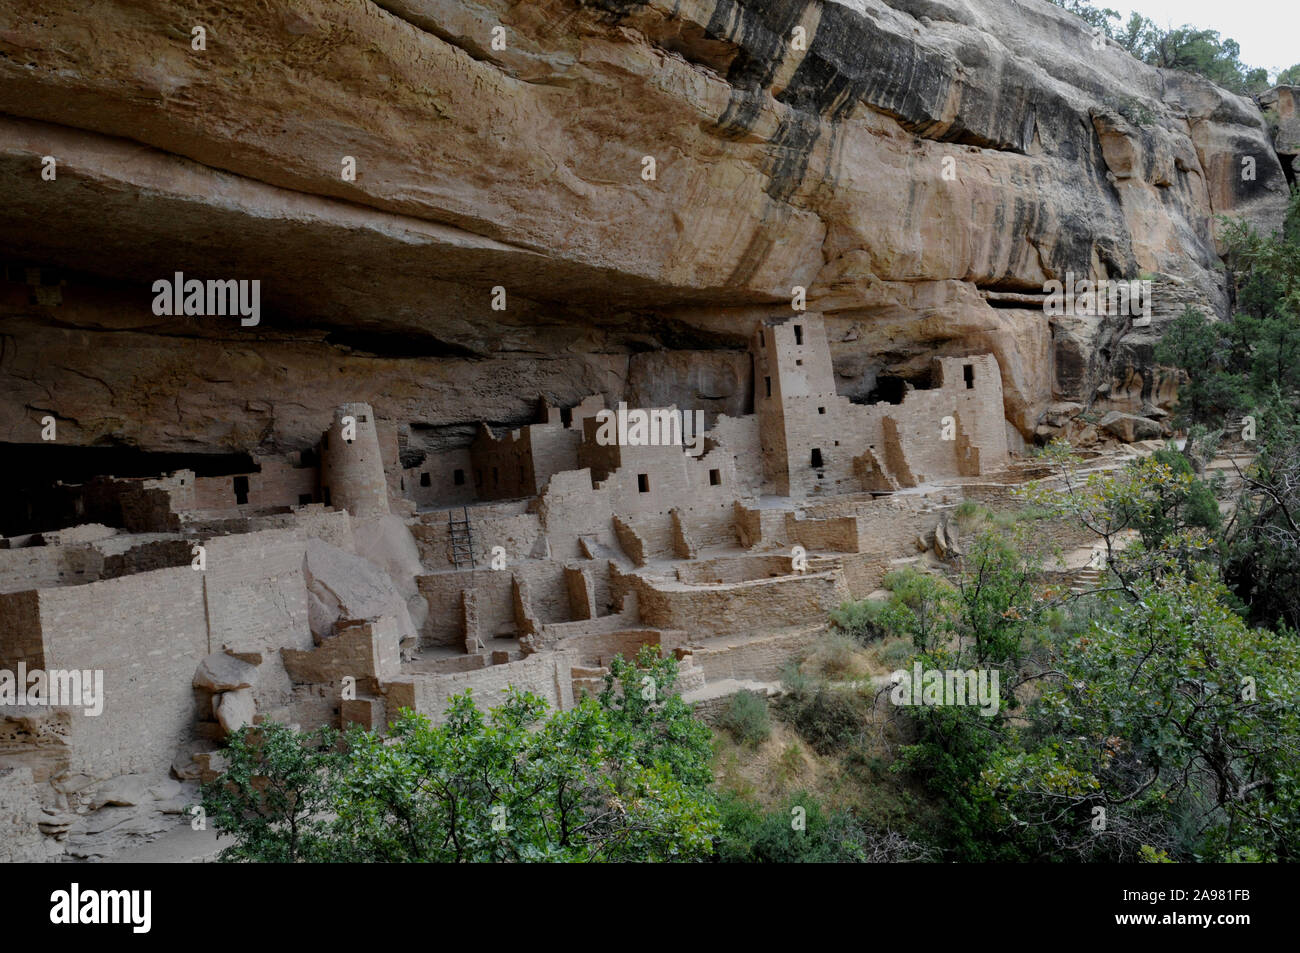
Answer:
xmin=389 ymin=649 xmax=581 ymax=724
xmin=633 ymin=569 xmax=850 ymax=638
xmin=35 ymin=567 xmax=208 ymax=779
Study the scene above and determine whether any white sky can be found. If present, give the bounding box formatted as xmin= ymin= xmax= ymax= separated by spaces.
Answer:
xmin=1109 ymin=0 xmax=1298 ymax=79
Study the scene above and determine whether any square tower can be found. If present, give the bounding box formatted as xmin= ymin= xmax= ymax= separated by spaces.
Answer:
xmin=753 ymin=314 xmax=846 ymax=497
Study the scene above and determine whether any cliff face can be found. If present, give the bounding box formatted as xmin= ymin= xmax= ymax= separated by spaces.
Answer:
xmin=0 ymin=0 xmax=1290 ymax=459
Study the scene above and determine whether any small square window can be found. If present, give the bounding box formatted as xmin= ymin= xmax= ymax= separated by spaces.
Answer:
xmin=817 ymin=406 xmax=825 ymax=415
xmin=796 ymin=359 xmax=803 ymax=366
xmin=709 ymin=469 xmax=721 ymax=486
xmin=299 ymin=493 xmax=313 ymax=506
xmin=358 ymin=414 xmax=368 ymax=423
xmin=637 ymin=473 xmax=650 ymax=493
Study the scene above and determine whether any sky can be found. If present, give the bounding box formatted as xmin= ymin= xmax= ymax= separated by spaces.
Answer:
xmin=1110 ymin=0 xmax=1297 ymax=79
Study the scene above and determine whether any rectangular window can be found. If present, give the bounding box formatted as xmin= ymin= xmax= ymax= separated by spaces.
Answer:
xmin=963 ymin=364 xmax=975 ymax=389
xmin=709 ymin=469 xmax=721 ymax=486
xmin=475 ymin=469 xmax=483 ymax=487
xmin=420 ymin=472 xmax=432 ymax=487
xmin=810 ymin=448 xmax=823 ymax=469
xmin=765 ymin=376 xmax=772 ymax=398
xmin=452 ymin=469 xmax=464 ymax=486
xmin=232 ymin=475 xmax=249 ymax=506
xmin=493 ymin=467 xmax=499 ymax=486
xmin=794 ymin=325 xmax=803 ymax=346
xmin=357 ymin=414 xmax=368 ymax=423
xmin=299 ymin=493 xmax=313 ymax=506
xmin=818 ymin=406 xmax=825 ymax=415
xmin=637 ymin=473 xmax=650 ymax=493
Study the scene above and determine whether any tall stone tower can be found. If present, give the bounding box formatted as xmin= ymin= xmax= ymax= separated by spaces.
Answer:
xmin=753 ymin=314 xmax=840 ymax=497
xmin=320 ymin=402 xmax=389 ymax=518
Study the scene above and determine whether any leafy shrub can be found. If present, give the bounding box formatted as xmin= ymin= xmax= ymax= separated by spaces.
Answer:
xmin=775 ymin=743 xmax=805 ymax=784
xmin=776 ymin=676 xmax=868 ymax=755
xmin=810 ymin=631 xmax=866 ymax=679
xmin=714 ymin=792 xmax=934 ymax=863
xmin=718 ymin=690 xmax=771 ymax=748
xmin=202 ymin=649 xmax=719 ymax=863
xmin=779 ymin=662 xmax=810 ymax=696
xmin=828 ymin=598 xmax=889 ymax=644
xmin=876 ymin=637 xmax=915 ymax=668
xmin=952 ymin=500 xmax=990 ymax=532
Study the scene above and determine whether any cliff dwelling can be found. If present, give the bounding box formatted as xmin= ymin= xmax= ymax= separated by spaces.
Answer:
xmin=0 ymin=0 xmax=1295 ymax=867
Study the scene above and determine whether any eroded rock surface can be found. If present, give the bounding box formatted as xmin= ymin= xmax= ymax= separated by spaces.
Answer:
xmin=0 ymin=0 xmax=1290 ymax=457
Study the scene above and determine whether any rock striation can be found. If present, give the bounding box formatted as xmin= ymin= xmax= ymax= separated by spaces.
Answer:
xmin=0 ymin=0 xmax=1291 ymax=459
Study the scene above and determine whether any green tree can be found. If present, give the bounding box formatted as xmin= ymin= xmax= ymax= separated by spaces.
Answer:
xmin=201 ymin=652 xmax=719 ymax=862
xmin=1046 ymin=0 xmax=1119 ymax=38
xmin=714 ymin=792 xmax=933 ymax=863
xmin=1137 ymin=447 xmax=1222 ymax=546
xmin=199 ymin=723 xmax=345 ymax=863
xmin=1155 ymin=307 xmax=1248 ymax=427
xmin=873 ymin=568 xmax=958 ymax=653
xmin=984 ymin=564 xmax=1300 ymax=861
xmin=1221 ymin=396 xmax=1300 ymax=628
xmin=599 ymin=645 xmax=715 ymax=791
xmin=1049 ymin=1 xmax=1270 ymax=94
xmin=873 ymin=528 xmax=1059 ymax=859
